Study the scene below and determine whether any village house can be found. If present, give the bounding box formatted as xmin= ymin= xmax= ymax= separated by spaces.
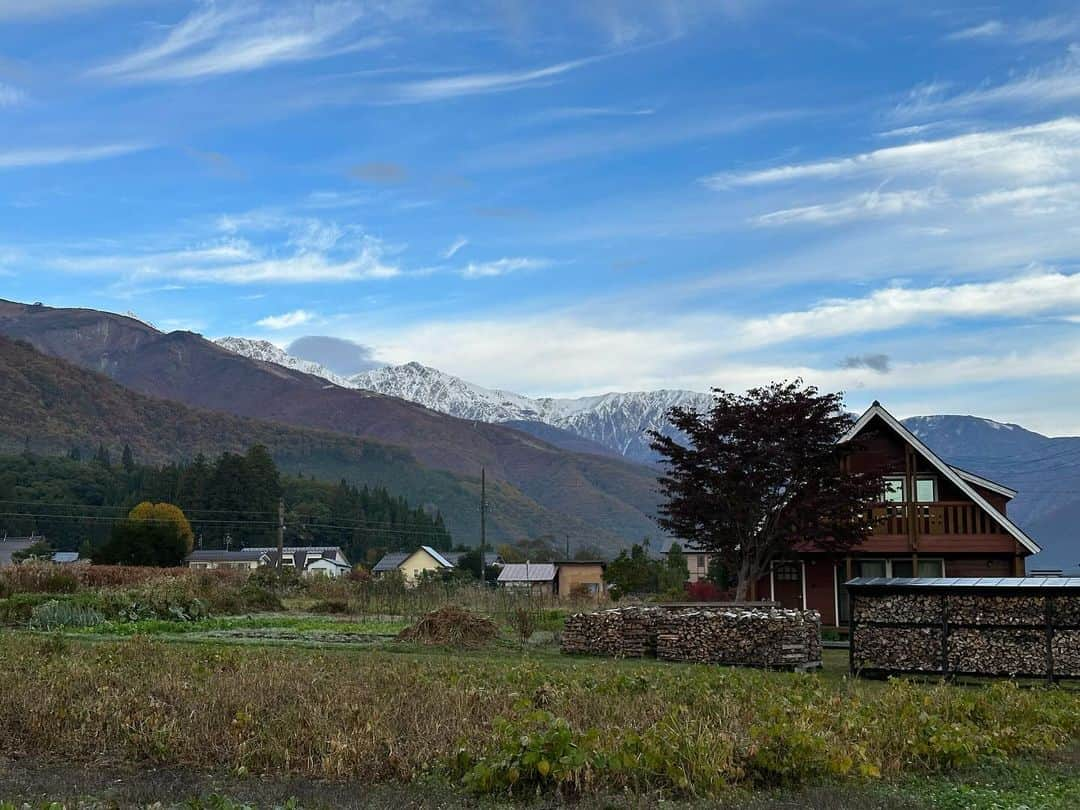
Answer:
xmin=371 ymin=547 xmax=502 ymax=584
xmin=662 ymin=401 xmax=1040 ymax=628
xmin=769 ymin=401 xmax=1039 ymax=628
xmin=185 ymin=546 xmax=351 ymax=577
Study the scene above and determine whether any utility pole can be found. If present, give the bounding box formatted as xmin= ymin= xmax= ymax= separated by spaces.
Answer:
xmin=479 ymin=467 xmax=487 ymax=585
xmin=276 ymin=497 xmax=285 ymax=569
xmin=565 ymin=533 xmax=570 ymax=560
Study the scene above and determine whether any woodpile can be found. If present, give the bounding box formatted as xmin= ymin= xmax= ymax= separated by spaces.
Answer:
xmin=656 ymin=608 xmax=821 ymax=668
xmin=851 ymin=589 xmax=1080 ymax=679
xmin=852 ymin=626 xmax=941 ymax=672
xmin=561 ymin=607 xmax=662 ymax=658
xmin=948 ymin=628 xmax=1047 ymax=676
xmin=562 ymin=606 xmax=822 ymax=670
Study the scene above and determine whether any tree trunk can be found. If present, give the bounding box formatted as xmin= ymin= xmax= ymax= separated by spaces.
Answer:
xmin=735 ymin=558 xmax=752 ymax=601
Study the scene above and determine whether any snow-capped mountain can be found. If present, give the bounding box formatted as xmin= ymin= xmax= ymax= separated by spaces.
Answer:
xmin=351 ymin=362 xmax=713 ymax=464
xmin=214 ymin=340 xmax=711 ymax=464
xmin=215 ymin=338 xmax=351 ymax=388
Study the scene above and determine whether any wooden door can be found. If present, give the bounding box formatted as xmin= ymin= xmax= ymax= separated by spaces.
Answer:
xmin=772 ymin=561 xmax=803 ymax=609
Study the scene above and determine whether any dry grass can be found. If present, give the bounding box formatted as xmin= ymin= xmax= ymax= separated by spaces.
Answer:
xmin=0 ymin=561 xmax=245 ymax=596
xmin=0 ymin=634 xmax=1076 ymax=800
xmin=396 ymin=607 xmax=499 ymax=648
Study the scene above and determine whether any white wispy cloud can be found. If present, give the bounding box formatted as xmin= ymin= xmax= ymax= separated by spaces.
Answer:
xmin=460 ymin=257 xmax=547 ymax=279
xmin=895 ymin=52 xmax=1080 ymax=117
xmin=257 ymin=309 xmax=317 ymax=329
xmin=0 ymin=143 xmax=146 ymax=170
xmin=705 ymin=118 xmax=1080 ymax=188
xmin=51 ymin=213 xmax=401 ymax=285
xmin=442 ymin=236 xmax=468 ymax=259
xmin=754 ymin=188 xmax=938 ymax=227
xmin=388 ymin=58 xmax=594 ymax=103
xmin=946 ymin=20 xmax=1005 ymax=41
xmin=88 ymin=1 xmax=378 ymax=83
xmin=946 ymin=15 xmax=1080 ymax=45
xmin=735 ymin=270 xmax=1080 ymax=348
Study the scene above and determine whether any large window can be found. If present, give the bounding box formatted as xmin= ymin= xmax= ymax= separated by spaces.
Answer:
xmin=883 ymin=475 xmax=938 ymax=503
xmin=883 ymin=477 xmax=905 ymax=503
xmin=916 ymin=477 xmax=938 ymax=502
xmin=855 ymin=558 xmax=944 ymax=579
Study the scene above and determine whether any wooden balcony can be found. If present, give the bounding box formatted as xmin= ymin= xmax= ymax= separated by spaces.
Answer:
xmin=870 ymin=502 xmax=1004 ymax=537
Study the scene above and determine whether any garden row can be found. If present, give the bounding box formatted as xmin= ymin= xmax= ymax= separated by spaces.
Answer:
xmin=561 ymin=605 xmax=821 ymax=669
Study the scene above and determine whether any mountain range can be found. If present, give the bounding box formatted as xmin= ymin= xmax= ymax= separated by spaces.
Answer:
xmin=0 ymin=301 xmax=663 ymax=554
xmin=0 ymin=299 xmax=1075 ymax=569
xmin=217 ymin=337 xmax=1079 ymax=570
xmin=216 ymin=337 xmax=711 ymax=464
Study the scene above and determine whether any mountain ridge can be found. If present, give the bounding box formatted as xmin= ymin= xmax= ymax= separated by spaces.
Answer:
xmin=0 ymin=301 xmax=663 ymax=553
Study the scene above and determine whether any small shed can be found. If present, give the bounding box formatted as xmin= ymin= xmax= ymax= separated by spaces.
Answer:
xmin=497 ymin=563 xmax=557 ymax=594
xmin=847 ymin=577 xmax=1080 ymax=681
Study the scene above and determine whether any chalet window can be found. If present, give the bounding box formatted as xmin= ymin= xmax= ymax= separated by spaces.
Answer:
xmin=774 ymin=563 xmax=799 ymax=582
xmin=883 ymin=477 xmax=905 ymax=503
xmin=915 ymin=477 xmax=937 ymax=502
xmin=917 ymin=559 xmax=944 ymax=577
xmin=857 ymin=560 xmax=887 ymax=578
xmin=696 ymin=555 xmax=706 ymax=570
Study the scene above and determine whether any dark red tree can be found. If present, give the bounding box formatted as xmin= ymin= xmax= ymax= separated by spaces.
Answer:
xmin=649 ymin=381 xmax=882 ymax=601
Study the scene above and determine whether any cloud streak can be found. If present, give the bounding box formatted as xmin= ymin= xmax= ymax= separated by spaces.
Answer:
xmin=461 ymin=257 xmax=548 ymax=279
xmin=257 ymin=309 xmax=317 ymax=329
xmin=88 ymin=1 xmax=378 ymax=83
xmin=388 ymin=58 xmax=595 ymax=102
xmin=0 ymin=143 xmax=146 ymax=170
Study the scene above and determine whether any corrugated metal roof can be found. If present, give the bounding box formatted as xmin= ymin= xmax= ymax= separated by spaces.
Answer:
xmin=498 ymin=563 xmax=557 ymax=582
xmin=372 ymin=552 xmax=409 ymax=573
xmin=846 ymin=576 xmax=1080 ymax=589
xmin=51 ymin=552 xmax=80 ymax=563
xmin=421 ymin=545 xmax=454 ymax=568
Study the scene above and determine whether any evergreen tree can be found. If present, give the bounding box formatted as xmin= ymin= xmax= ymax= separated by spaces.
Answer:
xmin=121 ymin=444 xmax=135 ymax=473
xmin=658 ymin=542 xmax=690 ymax=594
xmin=94 ymin=443 xmax=112 ymax=469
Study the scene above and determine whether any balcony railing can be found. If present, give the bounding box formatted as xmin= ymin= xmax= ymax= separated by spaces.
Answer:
xmin=870 ymin=502 xmax=1003 ymax=536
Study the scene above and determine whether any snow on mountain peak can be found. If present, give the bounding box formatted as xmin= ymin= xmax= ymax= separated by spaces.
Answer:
xmin=215 ymin=337 xmax=350 ymax=387
xmin=216 ymin=339 xmax=713 ymax=463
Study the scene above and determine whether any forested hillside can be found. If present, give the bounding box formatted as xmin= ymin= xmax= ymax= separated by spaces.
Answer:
xmin=0 ymin=450 xmax=452 ymax=566
xmin=0 ymin=334 xmax=642 ymax=552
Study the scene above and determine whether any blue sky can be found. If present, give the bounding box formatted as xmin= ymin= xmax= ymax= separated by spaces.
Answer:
xmin=5 ymin=1 xmax=1080 ymax=433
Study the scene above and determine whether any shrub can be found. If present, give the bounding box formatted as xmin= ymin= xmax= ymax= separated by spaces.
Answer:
xmin=684 ymin=580 xmax=723 ymax=602
xmin=29 ymin=599 xmax=106 ymax=630
xmin=510 ymin=606 xmax=537 ymax=646
xmin=248 ymin=566 xmax=306 ymax=595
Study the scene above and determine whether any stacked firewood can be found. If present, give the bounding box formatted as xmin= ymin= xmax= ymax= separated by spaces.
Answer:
xmin=560 ymin=606 xmax=663 ymax=658
xmin=562 ymin=606 xmax=822 ymax=669
xmin=852 ymin=591 xmax=1080 ymax=678
xmin=853 ymin=593 xmax=944 ymax=624
xmin=655 ymin=608 xmax=822 ymax=668
xmin=947 ymin=595 xmax=1045 ymax=625
xmin=852 ymin=626 xmax=942 ymax=672
xmin=948 ymin=628 xmax=1047 ymax=676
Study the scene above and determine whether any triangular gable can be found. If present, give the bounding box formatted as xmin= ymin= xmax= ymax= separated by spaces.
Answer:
xmin=421 ymin=545 xmax=455 ymax=568
xmin=840 ymin=402 xmax=1040 ymax=555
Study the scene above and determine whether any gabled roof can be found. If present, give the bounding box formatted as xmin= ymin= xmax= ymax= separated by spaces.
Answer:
xmin=841 ymin=402 xmax=1040 ymax=555
xmin=498 ymin=563 xmax=557 ymax=583
xmin=420 ymin=545 xmax=454 ymax=568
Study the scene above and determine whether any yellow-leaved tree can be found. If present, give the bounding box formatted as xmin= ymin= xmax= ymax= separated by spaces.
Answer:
xmin=128 ymin=502 xmax=195 ymax=555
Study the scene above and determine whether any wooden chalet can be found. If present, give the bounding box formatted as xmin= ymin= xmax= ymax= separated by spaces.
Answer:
xmin=757 ymin=401 xmax=1041 ymax=628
